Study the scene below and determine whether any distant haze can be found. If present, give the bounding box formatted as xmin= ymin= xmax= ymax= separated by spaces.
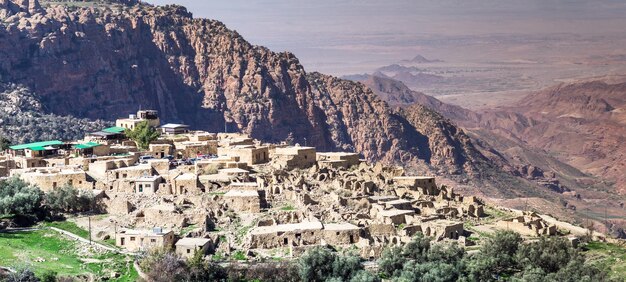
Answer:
xmin=147 ymin=0 xmax=626 ymax=75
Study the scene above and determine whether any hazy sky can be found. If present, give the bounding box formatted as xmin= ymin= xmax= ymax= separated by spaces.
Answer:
xmin=146 ymin=0 xmax=626 ymax=75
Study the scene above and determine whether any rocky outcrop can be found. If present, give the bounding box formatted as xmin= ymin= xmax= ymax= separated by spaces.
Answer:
xmin=0 ymin=1 xmax=489 ymax=178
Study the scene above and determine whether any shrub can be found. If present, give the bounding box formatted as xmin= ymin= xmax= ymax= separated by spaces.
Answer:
xmin=125 ymin=121 xmax=159 ymax=150
xmin=44 ymin=185 xmax=94 ymax=213
xmin=0 ymin=176 xmax=44 ymax=216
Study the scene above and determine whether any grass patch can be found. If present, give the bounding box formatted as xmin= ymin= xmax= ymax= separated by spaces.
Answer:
xmin=41 ymin=221 xmax=89 ymax=239
xmin=180 ymin=224 xmax=198 ymax=236
xmin=0 ymin=229 xmax=137 ymax=281
xmin=280 ymin=205 xmax=296 ymax=211
xmin=584 ymin=241 xmax=626 ymax=280
xmin=232 ymin=250 xmax=247 ymax=261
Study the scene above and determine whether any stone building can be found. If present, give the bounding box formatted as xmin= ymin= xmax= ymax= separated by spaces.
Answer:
xmin=13 ymin=167 xmax=93 ymax=192
xmin=422 ymin=220 xmax=464 ymax=240
xmin=249 ymin=221 xmax=323 ymax=249
xmin=271 ymin=146 xmax=316 ymax=169
xmin=134 ymin=176 xmax=162 ymax=194
xmin=175 ymin=237 xmax=212 ymax=259
xmin=223 ymin=190 xmax=261 ymax=213
xmin=217 ymin=145 xmax=269 ymax=166
xmin=174 ymin=141 xmax=218 ymax=158
xmin=149 ymin=143 xmax=173 ymax=158
xmin=172 ymin=173 xmax=198 ymax=194
xmin=115 ymin=227 xmax=174 ymax=252
xmin=495 ymin=212 xmax=557 ymax=236
xmin=393 ymin=176 xmax=438 ymax=195
xmin=160 ymin=123 xmax=190 ymax=135
xmin=115 ymin=110 xmax=160 ymax=129
xmin=316 ymin=152 xmax=361 ymax=169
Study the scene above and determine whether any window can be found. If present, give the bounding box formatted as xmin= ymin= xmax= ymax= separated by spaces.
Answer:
xmin=151 ymin=239 xmax=156 ymax=243
xmin=52 ymin=182 xmax=57 ymax=188
xmin=187 ymin=249 xmax=191 ymax=254
xmin=130 ymin=237 xmax=135 ymax=241
xmin=283 ymin=238 xmax=288 ymax=245
xmin=123 ymin=174 xmax=127 ymax=178
xmin=139 ymin=185 xmax=143 ymax=193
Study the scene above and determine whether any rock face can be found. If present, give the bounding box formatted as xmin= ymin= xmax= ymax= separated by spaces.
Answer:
xmin=0 ymin=2 xmax=488 ymax=177
xmin=473 ymin=81 xmax=626 ymax=193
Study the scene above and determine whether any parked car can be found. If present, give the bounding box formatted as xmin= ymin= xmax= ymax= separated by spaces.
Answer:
xmin=139 ymin=155 xmax=155 ymax=163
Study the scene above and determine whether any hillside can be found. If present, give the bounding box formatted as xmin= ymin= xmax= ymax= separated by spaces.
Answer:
xmin=0 ymin=0 xmax=496 ymax=184
xmin=475 ymin=81 xmax=626 ymax=194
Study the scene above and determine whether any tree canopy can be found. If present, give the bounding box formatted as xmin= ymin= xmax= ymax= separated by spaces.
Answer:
xmin=124 ymin=121 xmax=160 ymax=150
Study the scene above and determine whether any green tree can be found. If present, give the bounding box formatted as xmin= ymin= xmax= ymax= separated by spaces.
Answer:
xmin=0 ymin=176 xmax=43 ymax=216
xmin=0 ymin=136 xmax=11 ymax=151
xmin=124 ymin=121 xmax=159 ymax=150
xmin=44 ymin=185 xmax=94 ymax=213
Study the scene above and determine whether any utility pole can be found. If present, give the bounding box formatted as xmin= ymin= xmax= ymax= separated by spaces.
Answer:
xmin=88 ymin=216 xmax=92 ymax=245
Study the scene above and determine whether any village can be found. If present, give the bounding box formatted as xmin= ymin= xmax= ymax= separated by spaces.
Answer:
xmin=0 ymin=110 xmax=565 ymax=261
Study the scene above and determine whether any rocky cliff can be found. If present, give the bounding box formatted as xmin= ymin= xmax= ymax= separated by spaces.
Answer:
xmin=0 ymin=1 xmax=490 ymax=179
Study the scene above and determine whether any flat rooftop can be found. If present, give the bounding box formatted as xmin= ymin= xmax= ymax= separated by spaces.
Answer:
xmin=323 ymin=223 xmax=359 ymax=231
xmin=224 ymin=190 xmax=259 ymax=197
xmin=251 ymin=221 xmax=324 ymax=235
xmin=379 ymin=209 xmax=415 ymax=217
xmin=175 ymin=237 xmax=211 ymax=247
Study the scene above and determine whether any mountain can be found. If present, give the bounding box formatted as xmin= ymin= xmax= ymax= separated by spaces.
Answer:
xmin=0 ymin=1 xmax=494 ymax=184
xmin=400 ymin=54 xmax=444 ymax=64
xmin=361 ymin=73 xmax=626 ymax=235
xmin=474 ymin=81 xmax=626 ymax=194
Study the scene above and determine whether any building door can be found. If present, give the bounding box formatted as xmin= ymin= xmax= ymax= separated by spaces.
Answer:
xmin=120 ymin=238 xmax=125 ymax=246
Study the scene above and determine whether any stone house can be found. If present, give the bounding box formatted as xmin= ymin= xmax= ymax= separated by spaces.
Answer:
xmin=115 ymin=110 xmax=160 ymax=130
xmin=316 ymin=152 xmax=361 ymax=169
xmin=175 ymin=237 xmax=212 ymax=259
xmin=322 ymin=223 xmax=360 ymax=245
xmin=422 ymin=220 xmax=464 ymax=240
xmin=376 ymin=209 xmax=416 ymax=225
xmin=149 ymin=143 xmax=173 ymax=158
xmin=172 ymin=173 xmax=199 ymax=194
xmin=393 ymin=176 xmax=438 ymax=195
xmin=271 ymin=146 xmax=317 ymax=169
xmin=115 ymin=227 xmax=174 ymax=252
xmin=223 ymin=190 xmax=261 ymax=213
xmin=107 ymin=165 xmax=152 ymax=181
xmin=13 ymin=167 xmax=93 ymax=192
xmin=495 ymin=213 xmax=557 ymax=236
xmin=174 ymin=141 xmax=218 ymax=159
xmin=217 ymin=145 xmax=269 ymax=166
xmin=249 ymin=221 xmax=324 ymax=249
xmin=160 ymin=123 xmax=190 ymax=135
xmin=134 ymin=176 xmax=162 ymax=194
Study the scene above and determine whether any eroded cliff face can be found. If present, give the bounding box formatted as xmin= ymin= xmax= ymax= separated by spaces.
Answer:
xmin=0 ymin=0 xmax=488 ymax=177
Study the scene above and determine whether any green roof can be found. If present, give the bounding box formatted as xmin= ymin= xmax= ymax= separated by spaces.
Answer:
xmin=102 ymin=126 xmax=126 ymax=134
xmin=9 ymin=140 xmax=64 ymax=150
xmin=73 ymin=142 xmax=102 ymax=150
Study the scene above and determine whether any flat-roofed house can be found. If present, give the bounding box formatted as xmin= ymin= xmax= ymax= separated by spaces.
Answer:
xmin=271 ymin=146 xmax=316 ymax=169
xmin=223 ymin=190 xmax=260 ymax=213
xmin=175 ymin=238 xmax=211 ymax=258
xmin=217 ymin=145 xmax=270 ymax=166
xmin=134 ymin=176 xmax=162 ymax=194
xmin=393 ymin=176 xmax=438 ymax=195
xmin=116 ymin=110 xmax=160 ymax=130
xmin=72 ymin=142 xmax=110 ymax=157
xmin=13 ymin=167 xmax=93 ymax=192
xmin=316 ymin=152 xmax=361 ymax=169
xmin=249 ymin=221 xmax=324 ymax=249
xmin=160 ymin=123 xmax=190 ymax=135
xmin=116 ymin=227 xmax=174 ymax=252
xmin=9 ymin=140 xmax=64 ymax=159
